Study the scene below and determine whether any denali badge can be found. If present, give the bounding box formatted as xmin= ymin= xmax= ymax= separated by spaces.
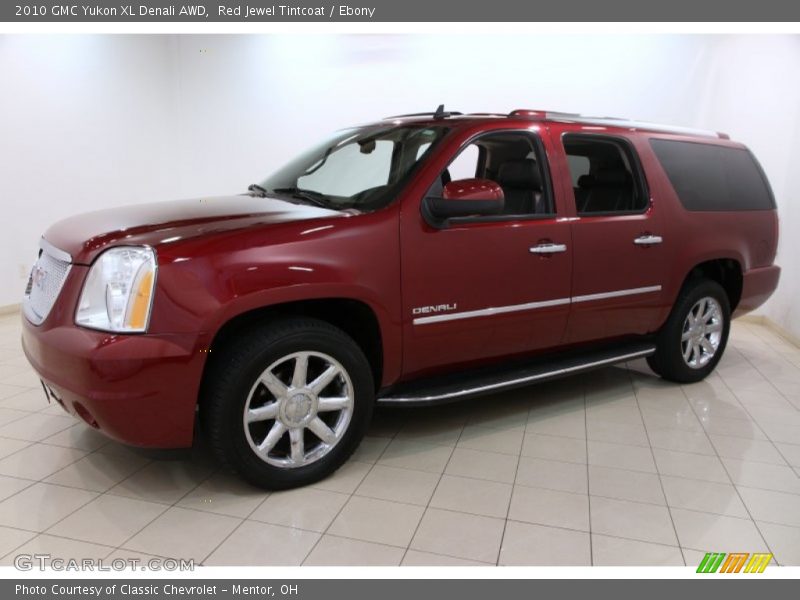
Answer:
xmin=412 ymin=303 xmax=457 ymax=315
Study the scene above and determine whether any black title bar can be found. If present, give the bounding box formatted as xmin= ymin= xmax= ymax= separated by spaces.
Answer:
xmin=3 ymin=0 xmax=800 ymax=22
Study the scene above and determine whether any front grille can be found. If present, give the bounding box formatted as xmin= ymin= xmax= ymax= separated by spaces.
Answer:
xmin=22 ymin=240 xmax=72 ymax=325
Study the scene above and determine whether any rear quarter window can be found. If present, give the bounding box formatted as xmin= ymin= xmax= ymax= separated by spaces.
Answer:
xmin=650 ymin=139 xmax=775 ymax=211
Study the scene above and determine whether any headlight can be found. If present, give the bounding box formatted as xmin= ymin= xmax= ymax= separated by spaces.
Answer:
xmin=75 ymin=246 xmax=157 ymax=333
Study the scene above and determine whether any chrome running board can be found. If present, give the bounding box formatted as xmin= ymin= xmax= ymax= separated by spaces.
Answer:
xmin=377 ymin=342 xmax=655 ymax=406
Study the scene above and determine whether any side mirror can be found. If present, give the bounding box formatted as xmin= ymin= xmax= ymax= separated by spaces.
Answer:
xmin=424 ymin=178 xmax=505 ymax=220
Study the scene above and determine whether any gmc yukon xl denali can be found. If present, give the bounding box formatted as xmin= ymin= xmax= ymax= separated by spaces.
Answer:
xmin=21 ymin=108 xmax=780 ymax=489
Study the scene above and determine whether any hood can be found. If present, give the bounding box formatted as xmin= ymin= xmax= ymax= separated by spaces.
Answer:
xmin=43 ymin=195 xmax=343 ymax=264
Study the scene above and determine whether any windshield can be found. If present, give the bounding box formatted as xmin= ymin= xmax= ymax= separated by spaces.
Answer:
xmin=259 ymin=125 xmax=448 ymax=212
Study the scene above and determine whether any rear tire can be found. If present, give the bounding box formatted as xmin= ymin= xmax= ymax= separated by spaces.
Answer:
xmin=201 ymin=318 xmax=374 ymax=490
xmin=648 ymin=279 xmax=730 ymax=384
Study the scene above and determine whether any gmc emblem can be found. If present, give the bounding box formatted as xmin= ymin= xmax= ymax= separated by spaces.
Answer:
xmin=31 ymin=265 xmax=48 ymax=289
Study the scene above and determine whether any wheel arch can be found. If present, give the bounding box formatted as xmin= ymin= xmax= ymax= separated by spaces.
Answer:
xmin=681 ymin=257 xmax=743 ymax=311
xmin=201 ymin=297 xmax=386 ymax=396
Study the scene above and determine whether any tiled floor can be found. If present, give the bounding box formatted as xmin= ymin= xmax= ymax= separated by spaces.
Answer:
xmin=1 ymin=312 xmax=800 ymax=567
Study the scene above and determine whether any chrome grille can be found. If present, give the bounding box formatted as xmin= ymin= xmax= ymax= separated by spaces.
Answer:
xmin=23 ymin=240 xmax=72 ymax=325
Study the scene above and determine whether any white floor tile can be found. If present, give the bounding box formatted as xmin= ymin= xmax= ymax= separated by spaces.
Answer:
xmin=508 ymin=485 xmax=589 ymax=531
xmin=516 ymin=456 xmax=587 ymax=494
xmin=757 ymin=521 xmax=800 ymax=566
xmin=737 ymin=486 xmax=800 ymax=528
xmin=430 ymin=475 xmax=512 ymax=518
xmin=124 ymin=507 xmax=241 ymax=562
xmin=591 ymin=534 xmax=684 ymax=566
xmin=445 ymin=447 xmax=518 ymax=483
xmin=303 ymin=535 xmax=404 ymax=566
xmin=671 ymin=508 xmax=769 ymax=552
xmin=250 ymin=487 xmax=347 ymax=532
xmin=47 ymin=494 xmax=167 ymax=546
xmin=0 ymin=443 xmax=87 ymax=480
xmin=652 ymin=448 xmax=729 ymax=483
xmin=401 ymin=549 xmax=490 ymax=566
xmin=356 ymin=464 xmax=440 ymax=505
xmin=500 ymin=520 xmax=590 ymax=566
xmin=588 ymin=465 xmax=665 ymax=505
xmin=175 ymin=471 xmax=268 ymax=518
xmin=588 ymin=440 xmax=657 ymax=473
xmin=660 ymin=475 xmax=748 ymax=518
xmin=410 ymin=508 xmax=504 ymax=564
xmin=520 ymin=432 xmax=586 ymax=464
xmin=589 ymin=496 xmax=677 ymax=546
xmin=328 ymin=496 xmax=424 ymax=547
xmin=204 ymin=521 xmax=318 ymax=566
xmin=0 ymin=482 xmax=97 ymax=531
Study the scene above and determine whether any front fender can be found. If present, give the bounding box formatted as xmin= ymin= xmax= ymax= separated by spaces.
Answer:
xmin=146 ymin=209 xmax=403 ymax=385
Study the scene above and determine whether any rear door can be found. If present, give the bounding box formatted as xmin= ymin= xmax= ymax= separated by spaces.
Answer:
xmin=399 ymin=125 xmax=574 ymax=379
xmin=551 ymin=125 xmax=671 ymax=344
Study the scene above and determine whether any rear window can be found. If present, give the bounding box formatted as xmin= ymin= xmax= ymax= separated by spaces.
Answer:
xmin=650 ymin=139 xmax=775 ymax=211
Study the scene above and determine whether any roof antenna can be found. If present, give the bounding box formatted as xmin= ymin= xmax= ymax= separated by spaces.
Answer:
xmin=433 ymin=104 xmax=446 ymax=120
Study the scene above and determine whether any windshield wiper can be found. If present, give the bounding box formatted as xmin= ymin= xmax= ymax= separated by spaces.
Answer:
xmin=271 ymin=187 xmax=334 ymax=209
xmin=248 ymin=183 xmax=269 ymax=197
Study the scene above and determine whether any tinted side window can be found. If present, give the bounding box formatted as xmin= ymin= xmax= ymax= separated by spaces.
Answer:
xmin=650 ymin=139 xmax=775 ymax=211
xmin=564 ymin=135 xmax=648 ymax=215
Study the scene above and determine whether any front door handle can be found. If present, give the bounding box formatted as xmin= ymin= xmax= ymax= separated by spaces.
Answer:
xmin=530 ymin=243 xmax=567 ymax=254
xmin=634 ymin=234 xmax=663 ymax=246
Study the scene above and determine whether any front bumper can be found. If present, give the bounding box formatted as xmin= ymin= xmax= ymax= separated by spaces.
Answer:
xmin=21 ymin=315 xmax=206 ymax=449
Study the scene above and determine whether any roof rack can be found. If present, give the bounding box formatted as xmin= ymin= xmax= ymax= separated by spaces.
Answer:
xmin=557 ymin=115 xmax=723 ymax=139
xmin=508 ymin=109 xmax=584 ymax=119
xmin=385 ymin=104 xmax=462 ymax=120
xmin=508 ymin=109 xmax=724 ymax=139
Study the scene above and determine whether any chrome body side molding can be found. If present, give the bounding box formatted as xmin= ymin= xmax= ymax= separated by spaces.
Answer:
xmin=571 ymin=285 xmax=662 ymax=304
xmin=413 ymin=285 xmax=663 ymax=325
xmin=412 ymin=297 xmax=571 ymax=325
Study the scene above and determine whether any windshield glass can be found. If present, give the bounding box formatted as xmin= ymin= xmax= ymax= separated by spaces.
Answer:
xmin=259 ymin=125 xmax=448 ymax=212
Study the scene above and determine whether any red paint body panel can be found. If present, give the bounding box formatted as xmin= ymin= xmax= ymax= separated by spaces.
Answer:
xmin=734 ymin=265 xmax=781 ymax=317
xmin=399 ymin=123 xmax=573 ymax=378
xmin=20 ymin=114 xmax=780 ymax=448
xmin=21 ymin=268 xmax=204 ymax=447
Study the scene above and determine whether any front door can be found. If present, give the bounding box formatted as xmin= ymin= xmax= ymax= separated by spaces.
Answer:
xmin=399 ymin=127 xmax=574 ymax=379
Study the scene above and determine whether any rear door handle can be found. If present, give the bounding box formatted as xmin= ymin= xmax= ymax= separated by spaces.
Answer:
xmin=530 ymin=243 xmax=567 ymax=254
xmin=634 ymin=235 xmax=663 ymax=246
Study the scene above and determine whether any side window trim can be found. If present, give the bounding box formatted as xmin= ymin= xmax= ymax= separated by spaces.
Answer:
xmin=562 ymin=132 xmax=651 ymax=217
xmin=425 ymin=129 xmax=557 ymax=226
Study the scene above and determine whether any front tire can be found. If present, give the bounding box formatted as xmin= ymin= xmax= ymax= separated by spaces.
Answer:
xmin=201 ymin=318 xmax=374 ymax=489
xmin=647 ymin=279 xmax=730 ymax=384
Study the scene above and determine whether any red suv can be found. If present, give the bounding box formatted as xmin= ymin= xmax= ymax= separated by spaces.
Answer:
xmin=21 ymin=107 xmax=780 ymax=488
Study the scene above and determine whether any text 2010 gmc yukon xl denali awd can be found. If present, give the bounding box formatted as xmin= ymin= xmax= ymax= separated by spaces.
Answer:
xmin=21 ymin=108 xmax=780 ymax=488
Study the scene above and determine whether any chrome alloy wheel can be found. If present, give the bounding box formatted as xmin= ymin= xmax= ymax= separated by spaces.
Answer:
xmin=243 ymin=351 xmax=354 ymax=468
xmin=681 ymin=296 xmax=724 ymax=369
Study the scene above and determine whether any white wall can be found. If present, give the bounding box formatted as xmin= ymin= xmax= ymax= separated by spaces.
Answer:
xmin=1 ymin=34 xmax=798 ymax=337
xmin=167 ymin=34 xmax=716 ymax=197
xmin=0 ymin=35 xmax=182 ymax=305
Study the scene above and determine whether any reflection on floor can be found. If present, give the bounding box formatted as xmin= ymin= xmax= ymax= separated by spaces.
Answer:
xmin=0 ymin=312 xmax=799 ymax=567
